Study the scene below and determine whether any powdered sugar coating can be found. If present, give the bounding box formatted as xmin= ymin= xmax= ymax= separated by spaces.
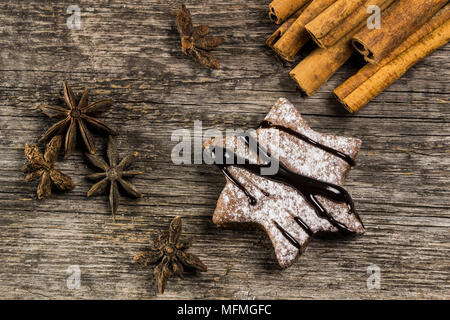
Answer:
xmin=206 ymin=98 xmax=364 ymax=268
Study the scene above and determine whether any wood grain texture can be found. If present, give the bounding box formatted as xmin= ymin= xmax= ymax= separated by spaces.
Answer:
xmin=0 ymin=0 xmax=449 ymax=299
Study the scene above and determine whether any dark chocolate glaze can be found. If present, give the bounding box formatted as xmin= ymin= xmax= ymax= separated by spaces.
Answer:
xmin=273 ymin=220 xmax=301 ymax=250
xmin=208 ymin=127 xmax=363 ymax=247
xmin=220 ymin=167 xmax=257 ymax=206
xmin=211 ymin=144 xmax=358 ymax=235
xmin=293 ymin=216 xmax=314 ymax=237
xmin=259 ymin=120 xmax=356 ymax=167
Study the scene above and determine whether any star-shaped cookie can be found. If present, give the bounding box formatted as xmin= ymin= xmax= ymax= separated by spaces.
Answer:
xmin=204 ymin=98 xmax=364 ymax=268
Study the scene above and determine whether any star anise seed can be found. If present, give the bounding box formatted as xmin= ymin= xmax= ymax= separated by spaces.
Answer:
xmin=38 ymin=81 xmax=117 ymax=158
xmin=22 ymin=135 xmax=75 ymax=199
xmin=134 ymin=216 xmax=207 ymax=294
xmin=176 ymin=4 xmax=224 ymax=69
xmin=85 ymin=135 xmax=142 ymax=218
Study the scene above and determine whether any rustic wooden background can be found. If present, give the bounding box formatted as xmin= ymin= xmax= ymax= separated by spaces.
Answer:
xmin=0 ymin=0 xmax=448 ymax=300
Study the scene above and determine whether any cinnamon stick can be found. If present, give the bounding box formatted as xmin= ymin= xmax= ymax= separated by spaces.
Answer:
xmin=352 ymin=0 xmax=448 ymax=63
xmin=288 ymin=0 xmax=394 ymax=95
xmin=289 ymin=33 xmax=354 ymax=96
xmin=335 ymin=6 xmax=450 ymax=113
xmin=269 ymin=0 xmax=311 ymax=24
xmin=305 ymin=0 xmax=395 ymax=48
xmin=266 ymin=3 xmax=310 ymax=48
xmin=273 ymin=0 xmax=337 ymax=61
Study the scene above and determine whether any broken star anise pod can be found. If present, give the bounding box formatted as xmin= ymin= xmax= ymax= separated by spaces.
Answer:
xmin=85 ymin=135 xmax=142 ymax=218
xmin=176 ymin=4 xmax=224 ymax=69
xmin=22 ymin=135 xmax=75 ymax=199
xmin=134 ymin=216 xmax=208 ymax=294
xmin=38 ymin=81 xmax=117 ymax=159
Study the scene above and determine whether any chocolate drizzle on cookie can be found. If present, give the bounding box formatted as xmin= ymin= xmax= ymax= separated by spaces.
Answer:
xmin=293 ymin=216 xmax=314 ymax=237
xmin=259 ymin=120 xmax=356 ymax=167
xmin=273 ymin=220 xmax=302 ymax=249
xmin=209 ymin=133 xmax=363 ymax=240
xmin=219 ymin=167 xmax=257 ymax=205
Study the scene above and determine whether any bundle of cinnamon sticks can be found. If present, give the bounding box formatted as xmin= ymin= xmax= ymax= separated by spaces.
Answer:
xmin=267 ymin=0 xmax=450 ymax=113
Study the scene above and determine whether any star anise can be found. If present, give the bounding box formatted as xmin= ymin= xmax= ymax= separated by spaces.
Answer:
xmin=85 ymin=135 xmax=142 ymax=218
xmin=38 ymin=81 xmax=117 ymax=159
xmin=134 ymin=216 xmax=208 ymax=294
xmin=22 ymin=135 xmax=75 ymax=199
xmin=176 ymin=4 xmax=224 ymax=69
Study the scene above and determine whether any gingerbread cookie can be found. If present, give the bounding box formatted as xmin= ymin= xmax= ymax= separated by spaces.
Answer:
xmin=204 ymin=98 xmax=364 ymax=268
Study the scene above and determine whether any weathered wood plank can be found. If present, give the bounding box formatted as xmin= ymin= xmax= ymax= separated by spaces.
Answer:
xmin=0 ymin=0 xmax=448 ymax=299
